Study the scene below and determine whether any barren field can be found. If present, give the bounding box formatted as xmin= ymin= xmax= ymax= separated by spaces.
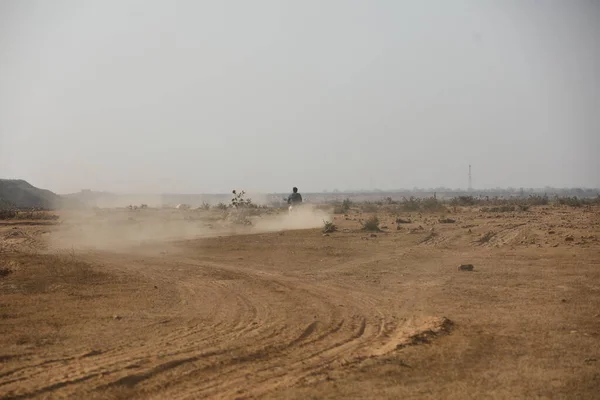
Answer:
xmin=1 ymin=205 xmax=599 ymax=399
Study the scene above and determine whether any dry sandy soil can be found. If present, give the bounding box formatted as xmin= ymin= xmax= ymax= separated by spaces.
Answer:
xmin=1 ymin=205 xmax=599 ymax=399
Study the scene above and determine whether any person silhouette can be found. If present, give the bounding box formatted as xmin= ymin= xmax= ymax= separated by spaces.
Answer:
xmin=287 ymin=187 xmax=303 ymax=206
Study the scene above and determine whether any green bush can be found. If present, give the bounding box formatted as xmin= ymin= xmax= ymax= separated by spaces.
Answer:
xmin=450 ymin=196 xmax=478 ymax=206
xmin=230 ymin=190 xmax=255 ymax=208
xmin=322 ymin=220 xmax=337 ymax=233
xmin=555 ymin=196 xmax=582 ymax=207
xmin=526 ymin=194 xmax=549 ymax=205
xmin=342 ymin=198 xmax=352 ymax=211
xmin=361 ymin=215 xmax=381 ymax=231
xmin=422 ymin=197 xmax=446 ymax=212
xmin=333 ymin=198 xmax=352 ymax=214
xmin=397 ymin=196 xmax=446 ymax=212
xmin=400 ymin=196 xmax=421 ymax=212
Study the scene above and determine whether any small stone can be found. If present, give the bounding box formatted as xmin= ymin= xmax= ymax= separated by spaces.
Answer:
xmin=561 ymin=299 xmax=567 ymax=303
xmin=370 ymin=234 xmax=377 ymax=238
xmin=457 ymin=264 xmax=474 ymax=271
xmin=438 ymin=218 xmax=456 ymax=224
xmin=565 ymin=236 xmax=574 ymax=242
xmin=548 ymin=230 xmax=556 ymax=234
xmin=322 ymin=233 xmax=330 ymax=237
xmin=584 ymin=358 xmax=597 ymax=363
xmin=112 ymin=314 xmax=122 ymax=320
xmin=154 ymin=285 xmax=158 ymax=289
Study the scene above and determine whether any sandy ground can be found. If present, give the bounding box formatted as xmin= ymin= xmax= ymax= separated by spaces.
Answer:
xmin=1 ymin=205 xmax=599 ymax=399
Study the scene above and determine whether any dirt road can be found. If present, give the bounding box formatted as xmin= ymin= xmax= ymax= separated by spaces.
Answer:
xmin=1 ymin=206 xmax=599 ymax=399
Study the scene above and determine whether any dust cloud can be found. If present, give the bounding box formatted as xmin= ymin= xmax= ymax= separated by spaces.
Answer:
xmin=49 ymin=205 xmax=331 ymax=252
xmin=251 ymin=205 xmax=330 ymax=233
xmin=49 ymin=211 xmax=214 ymax=252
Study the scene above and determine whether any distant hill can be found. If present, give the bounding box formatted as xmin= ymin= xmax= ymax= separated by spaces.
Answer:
xmin=0 ymin=179 xmax=68 ymax=209
xmin=62 ymin=189 xmax=118 ymax=207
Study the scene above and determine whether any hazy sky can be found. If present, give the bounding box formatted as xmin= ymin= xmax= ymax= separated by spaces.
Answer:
xmin=1 ymin=0 xmax=599 ymax=194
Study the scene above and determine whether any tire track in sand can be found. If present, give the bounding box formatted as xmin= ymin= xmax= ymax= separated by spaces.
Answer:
xmin=1 ymin=248 xmax=445 ymax=400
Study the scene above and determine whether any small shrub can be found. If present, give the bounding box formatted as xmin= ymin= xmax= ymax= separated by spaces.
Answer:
xmin=228 ymin=190 xmax=256 ymax=225
xmin=361 ymin=215 xmax=381 ymax=232
xmin=398 ymin=195 xmax=445 ymax=212
xmin=527 ymin=194 xmax=548 ymax=206
xmin=422 ymin=197 xmax=446 ymax=212
xmin=230 ymin=190 xmax=255 ymax=208
xmin=0 ymin=209 xmax=17 ymax=220
xmin=15 ymin=211 xmax=59 ymax=220
xmin=342 ymin=198 xmax=352 ymax=211
xmin=333 ymin=198 xmax=353 ymax=214
xmin=383 ymin=197 xmax=396 ymax=205
xmin=360 ymin=202 xmax=379 ymax=213
xmin=555 ymin=196 xmax=582 ymax=207
xmin=481 ymin=205 xmax=515 ymax=213
xmin=450 ymin=196 xmax=478 ymax=206
xmin=215 ymin=202 xmax=228 ymax=210
xmin=400 ymin=196 xmax=421 ymax=212
xmin=199 ymin=202 xmax=211 ymax=211
xmin=518 ymin=204 xmax=530 ymax=211
xmin=322 ymin=220 xmax=337 ymax=233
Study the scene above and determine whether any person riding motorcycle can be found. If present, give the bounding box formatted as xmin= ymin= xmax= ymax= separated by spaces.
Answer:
xmin=287 ymin=187 xmax=302 ymax=212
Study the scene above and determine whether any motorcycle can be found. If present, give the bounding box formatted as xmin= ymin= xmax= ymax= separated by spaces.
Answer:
xmin=284 ymin=198 xmax=302 ymax=214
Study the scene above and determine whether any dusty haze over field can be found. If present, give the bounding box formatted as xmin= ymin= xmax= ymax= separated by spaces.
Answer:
xmin=49 ymin=205 xmax=330 ymax=251
xmin=1 ymin=0 xmax=599 ymax=194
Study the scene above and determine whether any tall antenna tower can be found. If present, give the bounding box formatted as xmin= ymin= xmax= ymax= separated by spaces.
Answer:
xmin=468 ymin=165 xmax=472 ymax=191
